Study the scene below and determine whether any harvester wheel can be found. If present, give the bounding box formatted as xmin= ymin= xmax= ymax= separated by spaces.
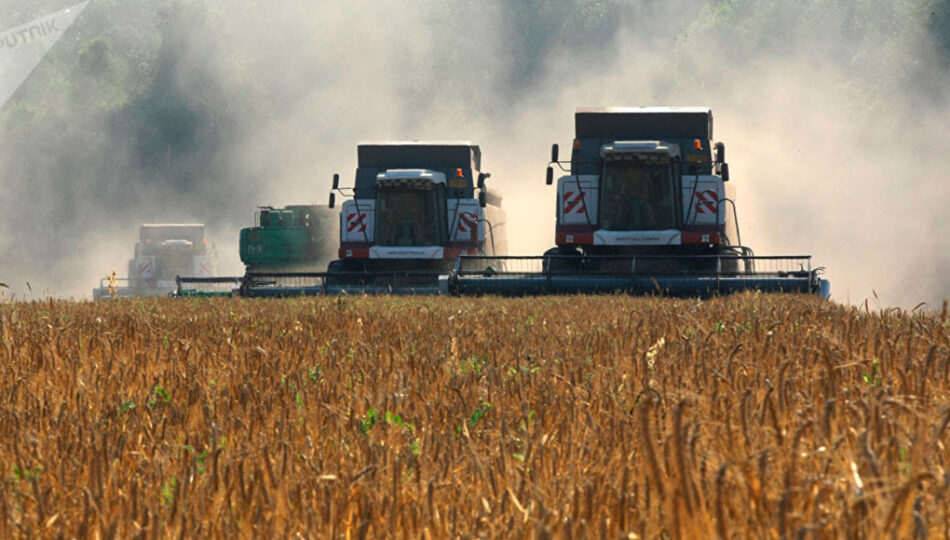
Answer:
xmin=325 ymin=260 xmax=350 ymax=286
xmin=543 ymin=247 xmax=582 ymax=275
xmin=719 ymin=254 xmax=741 ymax=276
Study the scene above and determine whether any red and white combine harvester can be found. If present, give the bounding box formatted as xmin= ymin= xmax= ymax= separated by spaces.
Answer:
xmin=453 ymin=107 xmax=829 ymax=297
xmin=233 ymin=141 xmax=507 ymax=296
xmin=95 ymin=224 xmax=215 ymax=299
xmin=176 ymin=108 xmax=828 ymax=298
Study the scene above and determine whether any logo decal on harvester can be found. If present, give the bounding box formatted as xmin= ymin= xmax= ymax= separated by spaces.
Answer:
xmin=457 ymin=212 xmax=478 ymax=233
xmin=563 ymin=191 xmax=586 ymax=215
xmin=694 ymin=190 xmax=718 ymax=214
xmin=137 ymin=260 xmax=153 ymax=277
xmin=346 ymin=212 xmax=367 ymax=233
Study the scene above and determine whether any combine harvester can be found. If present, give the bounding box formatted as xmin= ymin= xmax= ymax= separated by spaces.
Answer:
xmin=453 ymin=107 xmax=829 ymax=297
xmin=177 ymin=108 xmax=828 ymax=298
xmin=177 ymin=141 xmax=507 ymax=297
xmin=95 ymin=224 xmax=215 ymax=299
xmin=176 ymin=205 xmax=339 ymax=296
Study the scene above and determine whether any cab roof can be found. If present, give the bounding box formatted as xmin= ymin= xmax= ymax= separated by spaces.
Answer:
xmin=575 ymin=107 xmax=713 ymax=140
xmin=576 ymin=106 xmax=711 ymax=114
xmin=140 ymin=223 xmax=205 ymax=228
xmin=357 ymin=141 xmax=481 ymax=172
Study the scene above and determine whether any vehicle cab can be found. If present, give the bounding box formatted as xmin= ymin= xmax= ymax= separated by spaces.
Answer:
xmin=331 ymin=142 xmax=506 ymax=272
xmin=548 ymin=107 xmax=737 ymax=254
xmin=131 ymin=224 xmax=214 ymax=294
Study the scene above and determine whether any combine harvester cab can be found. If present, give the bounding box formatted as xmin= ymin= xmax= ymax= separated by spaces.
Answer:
xmin=238 ymin=141 xmax=507 ymax=297
xmin=454 ymin=107 xmax=830 ymax=298
xmin=95 ymin=224 xmax=215 ymax=299
xmin=176 ymin=205 xmax=339 ymax=297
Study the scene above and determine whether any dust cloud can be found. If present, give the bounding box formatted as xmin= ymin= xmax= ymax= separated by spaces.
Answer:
xmin=0 ymin=0 xmax=946 ymax=308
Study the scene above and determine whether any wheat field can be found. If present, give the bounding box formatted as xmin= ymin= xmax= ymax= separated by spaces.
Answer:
xmin=0 ymin=294 xmax=948 ymax=538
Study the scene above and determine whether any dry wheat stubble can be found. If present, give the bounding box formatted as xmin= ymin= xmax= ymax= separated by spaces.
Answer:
xmin=0 ymin=294 xmax=947 ymax=538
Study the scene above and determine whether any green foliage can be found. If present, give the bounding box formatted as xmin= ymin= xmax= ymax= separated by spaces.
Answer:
xmin=119 ymin=399 xmax=136 ymax=414
xmin=184 ymin=445 xmax=209 ymax=474
xmin=929 ymin=0 xmax=950 ymax=65
xmin=359 ymin=408 xmax=378 ymax=435
xmin=385 ymin=411 xmax=414 ymax=430
xmin=468 ymin=401 xmax=492 ymax=428
xmin=161 ymin=477 xmax=177 ymax=505
xmin=898 ymin=445 xmax=912 ymax=475
xmin=861 ymin=357 xmax=882 ymax=386
xmin=308 ymin=366 xmax=322 ymax=383
xmin=77 ymin=37 xmax=113 ymax=78
xmin=462 ymin=354 xmax=488 ymax=374
xmin=714 ymin=320 xmax=726 ymax=335
xmin=148 ymin=385 xmax=171 ymax=408
xmin=12 ymin=465 xmax=44 ymax=481
xmin=360 ymin=408 xmax=416 ymax=435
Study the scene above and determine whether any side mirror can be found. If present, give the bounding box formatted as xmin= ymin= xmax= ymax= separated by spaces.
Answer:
xmin=328 ymin=193 xmax=336 ymax=208
xmin=545 ymin=166 xmax=554 ymax=185
xmin=720 ymin=163 xmax=730 ymax=182
xmin=477 ymin=172 xmax=490 ymax=189
xmin=550 ymin=143 xmax=559 ymax=163
xmin=714 ymin=142 xmax=725 ymax=164
xmin=478 ymin=191 xmax=487 ymax=208
xmin=332 ymin=173 xmax=340 ymax=190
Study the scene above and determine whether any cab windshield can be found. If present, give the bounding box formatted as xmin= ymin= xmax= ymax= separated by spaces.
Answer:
xmin=154 ymin=250 xmax=195 ymax=280
xmin=599 ymin=158 xmax=677 ymax=231
xmin=375 ymin=184 xmax=448 ymax=246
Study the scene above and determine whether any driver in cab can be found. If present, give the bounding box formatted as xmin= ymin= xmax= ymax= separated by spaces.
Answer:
xmin=603 ymin=176 xmax=657 ymax=230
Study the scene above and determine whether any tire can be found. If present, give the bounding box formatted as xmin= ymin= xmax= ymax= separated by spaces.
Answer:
xmin=543 ymin=247 xmax=582 ymax=275
xmin=719 ymin=255 xmax=741 ymax=275
xmin=325 ymin=259 xmax=348 ymax=286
